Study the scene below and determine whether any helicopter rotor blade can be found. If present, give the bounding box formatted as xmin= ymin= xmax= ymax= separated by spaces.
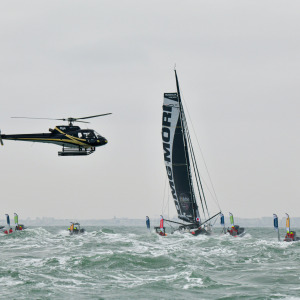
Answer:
xmin=11 ymin=117 xmax=62 ymax=120
xmin=11 ymin=114 xmax=111 ymax=124
xmin=74 ymin=120 xmax=90 ymax=124
xmin=75 ymin=113 xmax=112 ymax=120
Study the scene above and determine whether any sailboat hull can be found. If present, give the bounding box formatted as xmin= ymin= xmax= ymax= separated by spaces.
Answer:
xmin=190 ymin=227 xmax=211 ymax=236
xmin=177 ymin=224 xmax=212 ymax=236
xmin=227 ymin=226 xmax=246 ymax=237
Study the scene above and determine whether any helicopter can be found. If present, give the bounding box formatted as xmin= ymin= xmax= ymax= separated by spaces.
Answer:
xmin=0 ymin=113 xmax=111 ymax=156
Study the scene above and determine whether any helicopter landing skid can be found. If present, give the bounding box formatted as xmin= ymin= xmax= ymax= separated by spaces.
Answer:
xmin=58 ymin=146 xmax=95 ymax=156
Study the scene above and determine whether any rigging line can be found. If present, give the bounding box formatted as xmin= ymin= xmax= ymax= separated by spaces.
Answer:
xmin=211 ymin=215 xmax=218 ymax=226
xmin=182 ymin=111 xmax=207 ymax=219
xmin=183 ymin=129 xmax=220 ymax=210
xmin=162 ymin=173 xmax=168 ymax=215
xmin=175 ymin=71 xmax=198 ymax=220
xmin=178 ymin=100 xmax=198 ymax=219
xmin=182 ymin=110 xmax=206 ymax=205
xmin=163 ymin=180 xmax=171 ymax=215
xmin=180 ymin=91 xmax=221 ymax=211
xmin=187 ymin=132 xmax=208 ymax=219
xmin=184 ymin=114 xmax=210 ymax=219
xmin=168 ymin=185 xmax=170 ymax=219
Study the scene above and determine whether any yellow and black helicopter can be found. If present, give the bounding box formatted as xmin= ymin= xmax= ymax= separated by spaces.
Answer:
xmin=0 ymin=113 xmax=111 ymax=156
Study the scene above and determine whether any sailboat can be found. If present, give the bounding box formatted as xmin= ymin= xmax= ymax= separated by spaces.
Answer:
xmin=273 ymin=214 xmax=280 ymax=241
xmin=226 ymin=212 xmax=245 ymax=237
xmin=283 ymin=213 xmax=300 ymax=242
xmin=3 ymin=214 xmax=13 ymax=234
xmin=14 ymin=213 xmax=26 ymax=231
xmin=161 ymin=70 xmax=221 ymax=236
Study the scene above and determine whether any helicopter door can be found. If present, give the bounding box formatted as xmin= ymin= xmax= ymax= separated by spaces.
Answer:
xmin=82 ymin=131 xmax=96 ymax=144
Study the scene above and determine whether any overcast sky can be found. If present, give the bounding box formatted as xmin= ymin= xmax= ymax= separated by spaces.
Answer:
xmin=0 ymin=1 xmax=299 ymax=222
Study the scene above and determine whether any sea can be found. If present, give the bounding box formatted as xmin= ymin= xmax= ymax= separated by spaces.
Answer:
xmin=1 ymin=226 xmax=300 ymax=300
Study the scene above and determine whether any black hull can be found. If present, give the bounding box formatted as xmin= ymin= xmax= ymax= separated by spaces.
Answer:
xmin=69 ymin=229 xmax=85 ymax=235
xmin=228 ymin=225 xmax=245 ymax=237
xmin=191 ymin=227 xmax=211 ymax=236
xmin=175 ymin=224 xmax=212 ymax=236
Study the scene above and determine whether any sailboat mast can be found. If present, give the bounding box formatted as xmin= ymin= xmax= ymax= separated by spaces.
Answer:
xmin=174 ymin=70 xmax=200 ymax=221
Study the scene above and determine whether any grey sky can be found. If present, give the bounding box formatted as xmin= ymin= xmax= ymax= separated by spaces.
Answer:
xmin=0 ymin=1 xmax=299 ymax=221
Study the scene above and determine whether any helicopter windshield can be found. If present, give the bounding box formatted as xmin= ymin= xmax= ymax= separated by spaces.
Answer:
xmin=94 ymin=131 xmax=103 ymax=138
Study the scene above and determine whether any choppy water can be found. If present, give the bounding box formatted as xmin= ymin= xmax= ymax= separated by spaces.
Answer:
xmin=1 ymin=226 xmax=300 ymax=299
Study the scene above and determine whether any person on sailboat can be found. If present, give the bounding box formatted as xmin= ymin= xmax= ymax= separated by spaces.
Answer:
xmin=195 ymin=217 xmax=202 ymax=230
xmin=227 ymin=213 xmax=237 ymax=236
xmin=69 ymin=223 xmax=74 ymax=233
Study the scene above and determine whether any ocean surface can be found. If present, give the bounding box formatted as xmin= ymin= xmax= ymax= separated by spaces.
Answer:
xmin=1 ymin=226 xmax=300 ymax=299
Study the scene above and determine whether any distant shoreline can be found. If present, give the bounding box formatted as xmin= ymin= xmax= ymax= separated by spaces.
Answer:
xmin=12 ymin=216 xmax=299 ymax=228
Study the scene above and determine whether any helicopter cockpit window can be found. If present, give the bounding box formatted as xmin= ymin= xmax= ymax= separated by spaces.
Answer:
xmin=78 ymin=132 xmax=83 ymax=138
xmin=94 ymin=131 xmax=103 ymax=138
xmin=82 ymin=131 xmax=96 ymax=139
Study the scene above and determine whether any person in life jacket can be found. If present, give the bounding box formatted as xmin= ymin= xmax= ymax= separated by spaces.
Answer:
xmin=285 ymin=231 xmax=295 ymax=241
xmin=15 ymin=225 xmax=23 ymax=231
xmin=227 ymin=213 xmax=238 ymax=236
xmin=228 ymin=226 xmax=238 ymax=236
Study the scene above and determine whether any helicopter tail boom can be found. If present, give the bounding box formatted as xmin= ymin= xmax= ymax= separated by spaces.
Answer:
xmin=0 ymin=130 xmax=3 ymax=146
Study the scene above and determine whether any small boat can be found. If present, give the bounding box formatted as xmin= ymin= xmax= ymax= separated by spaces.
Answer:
xmin=273 ymin=214 xmax=280 ymax=241
xmin=14 ymin=213 xmax=26 ymax=231
xmin=68 ymin=222 xmax=85 ymax=235
xmin=154 ymin=226 xmax=167 ymax=236
xmin=154 ymin=216 xmax=167 ymax=236
xmin=283 ymin=214 xmax=300 ymax=242
xmin=226 ymin=213 xmax=245 ymax=237
xmin=3 ymin=214 xmax=13 ymax=234
xmin=146 ymin=216 xmax=151 ymax=232
xmin=220 ymin=213 xmax=226 ymax=234
xmin=161 ymin=70 xmax=221 ymax=235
